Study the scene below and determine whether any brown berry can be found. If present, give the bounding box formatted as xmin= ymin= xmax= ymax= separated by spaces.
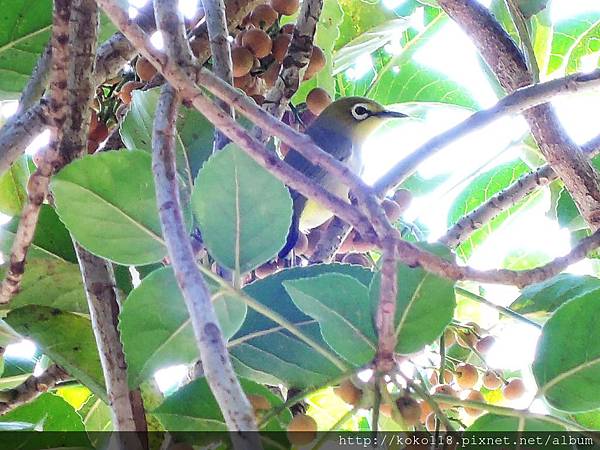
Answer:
xmin=306 ymin=87 xmax=332 ymax=116
xmin=429 ymin=369 xmax=452 ymax=385
xmin=396 ymin=396 xmax=421 ymax=427
xmin=382 ymin=198 xmax=402 ymax=222
xmin=455 ymin=363 xmax=479 ymax=390
xmin=294 ymin=232 xmax=309 ymax=255
xmin=419 ymin=401 xmax=432 ymax=423
xmin=89 ymin=121 xmax=109 ymax=145
xmin=456 ymin=330 xmax=478 ymax=348
xmin=242 ymin=28 xmax=272 ymax=58
xmin=342 ymin=253 xmax=370 ymax=267
xmin=444 ymin=328 xmax=456 ymax=347
xmin=464 ymin=390 xmax=485 ymax=416
xmin=425 ymin=413 xmax=445 ymax=432
xmin=248 ymin=394 xmax=271 ymax=412
xmin=271 ymin=0 xmax=300 ymax=16
xmin=119 ymin=81 xmax=144 ymax=105
xmin=234 ymin=30 xmax=246 ymax=47
xmin=379 ymin=403 xmax=392 ymax=417
xmin=475 ymin=335 xmax=496 ymax=354
xmin=255 ymin=261 xmax=279 ymax=279
xmin=351 ymin=233 xmax=375 ymax=252
xmin=333 ymin=380 xmax=362 ymax=406
xmin=287 ymin=414 xmax=317 ymax=446
xmin=250 ymin=4 xmax=278 ymax=29
xmin=393 ymin=189 xmax=412 ymax=211
xmin=304 ymin=46 xmax=326 ymax=80
xmin=433 ymin=384 xmax=456 ymax=409
xmin=272 ymin=33 xmax=292 ymax=63
xmin=503 ymin=378 xmax=526 ymax=400
xmin=234 ymin=73 xmax=252 ymax=89
xmin=280 ymin=23 xmax=295 ymax=34
xmin=232 ymin=47 xmax=254 ymax=77
xmin=136 ymin=57 xmax=157 ymax=81
xmin=262 ymin=62 xmax=281 ymax=87
xmin=482 ymin=370 xmax=502 ymax=390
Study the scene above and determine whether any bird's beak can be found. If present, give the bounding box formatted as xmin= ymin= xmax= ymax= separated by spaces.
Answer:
xmin=371 ymin=109 xmax=409 ymax=119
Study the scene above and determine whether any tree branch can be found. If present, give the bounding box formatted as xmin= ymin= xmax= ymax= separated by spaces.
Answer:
xmin=152 ymin=0 xmax=261 ymax=440
xmin=437 ymin=0 xmax=600 ymax=232
xmin=375 ymin=238 xmax=398 ymax=372
xmin=0 ymin=364 xmax=69 ymax=415
xmin=0 ymin=0 xmax=72 ymax=304
xmin=442 ymin=134 xmax=600 ymax=247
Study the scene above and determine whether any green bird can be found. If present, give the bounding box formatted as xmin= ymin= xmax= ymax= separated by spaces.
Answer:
xmin=279 ymin=96 xmax=408 ymax=258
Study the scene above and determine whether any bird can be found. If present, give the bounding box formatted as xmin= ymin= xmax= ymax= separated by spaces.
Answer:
xmin=279 ymin=96 xmax=408 ymax=258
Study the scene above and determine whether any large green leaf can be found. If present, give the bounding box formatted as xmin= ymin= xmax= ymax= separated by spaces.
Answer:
xmin=51 ymin=150 xmax=166 ymax=265
xmin=192 ymin=144 xmax=292 ymax=273
xmin=556 ymin=188 xmax=587 ymax=231
xmin=447 ymin=160 xmax=537 ymax=261
xmin=565 ymin=19 xmax=600 ymax=73
xmin=292 ymin=0 xmax=343 ymax=102
xmin=510 ymin=274 xmax=600 ymax=316
xmin=120 ymin=88 xmax=214 ymax=188
xmin=153 ymin=378 xmax=290 ymax=435
xmin=0 ymin=259 xmax=88 ymax=313
xmin=466 ymin=413 xmax=563 ymax=432
xmin=0 ymin=0 xmax=52 ymax=100
xmin=0 ymin=156 xmax=28 ymax=216
xmin=80 ymin=394 xmax=112 ymax=432
xmin=336 ymin=0 xmax=398 ymax=50
xmin=533 ymin=292 xmax=600 ymax=412
xmin=548 ymin=12 xmax=600 ymax=75
xmin=284 ymin=274 xmax=376 ymax=367
xmin=119 ymin=266 xmax=246 ymax=387
xmin=230 ymin=264 xmax=372 ymax=388
xmin=5 ymin=305 xmax=106 ymax=402
xmin=369 ymin=242 xmax=456 ymax=354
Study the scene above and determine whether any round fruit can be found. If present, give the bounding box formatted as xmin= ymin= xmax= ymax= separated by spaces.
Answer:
xmin=271 ymin=0 xmax=300 ymax=16
xmin=382 ymin=198 xmax=402 ymax=222
xmin=444 ymin=328 xmax=456 ymax=347
xmin=339 ymin=231 xmax=355 ymax=253
xmin=333 ymin=380 xmax=362 ymax=406
xmin=255 ymin=261 xmax=279 ymax=279
xmin=396 ymin=396 xmax=421 ymax=426
xmin=250 ymin=4 xmax=278 ymax=29
xmin=393 ymin=188 xmax=412 ymax=211
xmin=248 ymin=394 xmax=271 ymax=412
xmin=304 ymin=46 xmax=326 ymax=80
xmin=287 ymin=414 xmax=317 ymax=446
xmin=455 ymin=363 xmax=479 ymax=390
xmin=419 ymin=401 xmax=432 ymax=423
xmin=503 ymin=378 xmax=526 ymax=400
xmin=433 ymin=384 xmax=456 ymax=409
xmin=234 ymin=73 xmax=252 ymax=89
xmin=232 ymin=47 xmax=254 ymax=77
xmin=482 ymin=370 xmax=502 ymax=390
xmin=118 ymin=81 xmax=144 ymax=105
xmin=294 ymin=232 xmax=309 ymax=255
xmin=464 ymin=390 xmax=485 ymax=416
xmin=351 ymin=233 xmax=375 ymax=252
xmin=262 ymin=62 xmax=281 ymax=87
xmin=379 ymin=403 xmax=392 ymax=417
xmin=280 ymin=23 xmax=295 ymax=34
xmin=425 ymin=413 xmax=445 ymax=432
xmin=136 ymin=57 xmax=157 ymax=81
xmin=242 ymin=28 xmax=272 ymax=59
xmin=456 ymin=330 xmax=478 ymax=348
xmin=429 ymin=369 xmax=452 ymax=385
xmin=272 ymin=33 xmax=292 ymax=63
xmin=234 ymin=30 xmax=246 ymax=47
xmin=342 ymin=253 xmax=370 ymax=267
xmin=306 ymin=87 xmax=332 ymax=116
xmin=475 ymin=335 xmax=496 ymax=354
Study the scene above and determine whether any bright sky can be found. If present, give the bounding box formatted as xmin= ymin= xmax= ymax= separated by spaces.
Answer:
xmin=1 ymin=0 xmax=599 ymax=400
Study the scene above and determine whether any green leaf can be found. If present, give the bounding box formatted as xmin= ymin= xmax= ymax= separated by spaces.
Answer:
xmin=153 ymin=377 xmax=291 ymax=433
xmin=51 ymin=150 xmax=166 ymax=265
xmin=533 ymin=292 xmax=600 ymax=412
xmin=369 ymin=242 xmax=456 ymax=354
xmin=192 ymin=144 xmax=292 ymax=273
xmin=336 ymin=0 xmax=398 ymax=50
xmin=565 ymin=19 xmax=600 ymax=74
xmin=231 ymin=264 xmax=372 ymax=388
xmin=0 ymin=259 xmax=88 ymax=313
xmin=466 ymin=413 xmax=564 ymax=432
xmin=548 ymin=12 xmax=600 ymax=74
xmin=510 ymin=274 xmax=600 ymax=316
xmin=5 ymin=305 xmax=106 ymax=402
xmin=556 ymin=188 xmax=586 ymax=231
xmin=119 ymin=266 xmax=246 ymax=387
xmin=0 ymin=0 xmax=52 ymax=100
xmin=0 ymin=156 xmax=28 ymax=216
xmin=120 ymin=88 xmax=214 ymax=187
xmin=573 ymin=409 xmax=600 ymax=430
xmin=284 ymin=274 xmax=376 ymax=366
xmin=292 ymin=0 xmax=343 ymax=102
xmin=80 ymin=394 xmax=112 ymax=431
xmin=0 ymin=204 xmax=77 ymax=263
xmin=447 ymin=160 xmax=536 ymax=261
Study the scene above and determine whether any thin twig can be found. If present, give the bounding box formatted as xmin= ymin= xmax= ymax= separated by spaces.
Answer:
xmin=375 ymin=238 xmax=398 ymax=371
xmin=152 ymin=0 xmax=260 ymax=440
xmin=15 ymin=43 xmax=53 ymax=115
xmin=0 ymin=364 xmax=69 ymax=415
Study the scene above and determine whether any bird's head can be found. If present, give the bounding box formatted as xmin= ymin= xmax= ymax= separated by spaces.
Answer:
xmin=309 ymin=96 xmax=408 ymax=145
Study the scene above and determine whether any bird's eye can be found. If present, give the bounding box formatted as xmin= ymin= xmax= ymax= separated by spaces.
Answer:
xmin=351 ymin=104 xmax=371 ymax=121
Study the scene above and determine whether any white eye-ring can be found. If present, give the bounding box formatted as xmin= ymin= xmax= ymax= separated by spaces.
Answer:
xmin=351 ymin=103 xmax=371 ymax=121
